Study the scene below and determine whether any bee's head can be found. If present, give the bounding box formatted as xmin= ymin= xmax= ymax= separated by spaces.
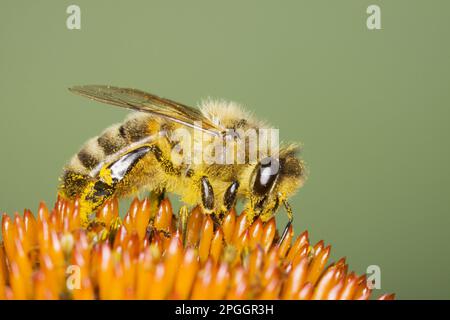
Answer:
xmin=249 ymin=145 xmax=305 ymax=216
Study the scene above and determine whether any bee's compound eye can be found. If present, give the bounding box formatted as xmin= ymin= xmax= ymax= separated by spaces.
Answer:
xmin=252 ymin=157 xmax=280 ymax=196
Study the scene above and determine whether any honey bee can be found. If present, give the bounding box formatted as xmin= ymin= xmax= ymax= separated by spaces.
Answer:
xmin=59 ymin=85 xmax=306 ymax=236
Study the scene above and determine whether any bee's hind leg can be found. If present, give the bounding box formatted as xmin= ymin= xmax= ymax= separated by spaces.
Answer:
xmin=277 ymin=199 xmax=293 ymax=246
xmin=78 ymin=179 xmax=115 ymax=229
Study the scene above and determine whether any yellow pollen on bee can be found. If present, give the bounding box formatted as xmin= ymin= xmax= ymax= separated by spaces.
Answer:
xmin=99 ymin=167 xmax=113 ymax=186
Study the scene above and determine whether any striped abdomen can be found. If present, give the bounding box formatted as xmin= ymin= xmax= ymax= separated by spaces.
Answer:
xmin=59 ymin=112 xmax=153 ymax=198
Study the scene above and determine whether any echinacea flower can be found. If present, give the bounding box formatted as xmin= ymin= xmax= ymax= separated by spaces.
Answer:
xmin=0 ymin=196 xmax=395 ymax=300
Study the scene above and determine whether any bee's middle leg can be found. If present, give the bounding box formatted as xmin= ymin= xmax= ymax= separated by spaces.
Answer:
xmin=197 ymin=176 xmax=219 ymax=228
xmin=200 ymin=176 xmax=215 ymax=215
xmin=208 ymin=180 xmax=240 ymax=227
xmin=223 ymin=181 xmax=239 ymax=213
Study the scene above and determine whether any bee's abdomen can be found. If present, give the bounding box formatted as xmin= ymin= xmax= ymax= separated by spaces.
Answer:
xmin=117 ymin=114 xmax=151 ymax=143
xmin=97 ymin=123 xmax=128 ymax=156
xmin=63 ymin=112 xmax=153 ymax=181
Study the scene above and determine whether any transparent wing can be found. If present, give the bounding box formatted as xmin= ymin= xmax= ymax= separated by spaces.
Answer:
xmin=69 ymin=85 xmax=223 ymax=136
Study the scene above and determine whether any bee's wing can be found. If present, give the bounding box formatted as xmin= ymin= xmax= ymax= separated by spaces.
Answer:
xmin=69 ymin=85 xmax=223 ymax=136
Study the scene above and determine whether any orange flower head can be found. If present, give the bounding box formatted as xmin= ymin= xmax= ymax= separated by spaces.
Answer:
xmin=0 ymin=196 xmax=395 ymax=300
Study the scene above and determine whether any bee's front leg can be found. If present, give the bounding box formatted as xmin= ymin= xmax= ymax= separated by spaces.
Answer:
xmin=277 ymin=197 xmax=293 ymax=245
xmin=256 ymin=194 xmax=293 ymax=245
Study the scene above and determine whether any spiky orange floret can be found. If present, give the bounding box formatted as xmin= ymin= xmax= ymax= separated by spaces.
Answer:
xmin=0 ymin=196 xmax=395 ymax=300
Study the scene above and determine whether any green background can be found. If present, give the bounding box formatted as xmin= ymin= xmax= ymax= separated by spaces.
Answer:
xmin=1 ymin=1 xmax=449 ymax=299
